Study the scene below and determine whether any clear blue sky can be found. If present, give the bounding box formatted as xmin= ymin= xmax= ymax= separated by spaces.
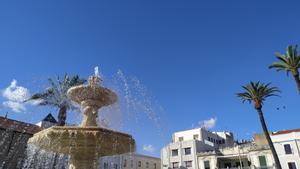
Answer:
xmin=0 ymin=0 xmax=300 ymax=157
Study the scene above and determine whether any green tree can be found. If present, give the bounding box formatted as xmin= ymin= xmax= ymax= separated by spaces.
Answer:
xmin=269 ymin=45 xmax=300 ymax=93
xmin=237 ymin=81 xmax=281 ymax=169
xmin=26 ymin=74 xmax=86 ymax=126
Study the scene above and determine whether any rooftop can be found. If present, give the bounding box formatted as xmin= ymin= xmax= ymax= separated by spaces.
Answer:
xmin=0 ymin=116 xmax=41 ymax=134
xmin=272 ymin=128 xmax=300 ymax=135
xmin=42 ymin=113 xmax=57 ymax=123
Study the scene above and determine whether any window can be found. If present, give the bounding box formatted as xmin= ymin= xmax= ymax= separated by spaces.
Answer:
xmin=284 ymin=144 xmax=293 ymax=154
xmin=172 ymin=162 xmax=179 ymax=169
xmin=123 ymin=159 xmax=127 ymax=167
xmin=258 ymin=156 xmax=267 ymax=167
xmin=179 ymin=137 xmax=184 ymax=141
xmin=114 ymin=164 xmax=118 ymax=169
xmin=184 ymin=147 xmax=191 ymax=155
xmin=154 ymin=163 xmax=157 ymax=169
xmin=138 ymin=161 xmax=142 ymax=167
xmin=224 ymin=163 xmax=231 ymax=168
xmin=204 ymin=161 xmax=210 ymax=169
xmin=288 ymin=162 xmax=297 ymax=169
xmin=146 ymin=162 xmax=149 ymax=168
xmin=131 ymin=160 xmax=133 ymax=168
xmin=104 ymin=163 xmax=108 ymax=169
xmin=172 ymin=149 xmax=178 ymax=156
xmin=185 ymin=161 xmax=192 ymax=168
xmin=208 ymin=137 xmax=211 ymax=141
xmin=235 ymin=162 xmax=244 ymax=167
xmin=193 ymin=134 xmax=199 ymax=140
xmin=222 ymin=139 xmax=225 ymax=144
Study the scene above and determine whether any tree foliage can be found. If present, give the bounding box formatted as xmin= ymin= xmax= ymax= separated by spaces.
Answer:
xmin=26 ymin=74 xmax=86 ymax=110
xmin=237 ymin=81 xmax=280 ymax=109
xmin=269 ymin=45 xmax=300 ymax=76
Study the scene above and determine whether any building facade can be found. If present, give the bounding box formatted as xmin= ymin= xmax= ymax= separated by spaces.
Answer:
xmin=99 ymin=153 xmax=161 ymax=169
xmin=197 ymin=142 xmax=275 ymax=169
xmin=160 ymin=127 xmax=291 ymax=169
xmin=271 ymin=129 xmax=300 ymax=169
xmin=36 ymin=113 xmax=57 ymax=129
xmin=161 ymin=128 xmax=235 ymax=169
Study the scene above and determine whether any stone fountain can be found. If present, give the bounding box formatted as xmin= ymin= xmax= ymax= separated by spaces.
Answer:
xmin=28 ymin=67 xmax=135 ymax=169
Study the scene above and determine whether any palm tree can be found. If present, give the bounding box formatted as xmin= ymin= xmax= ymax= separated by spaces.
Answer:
xmin=26 ymin=74 xmax=86 ymax=126
xmin=237 ymin=81 xmax=281 ymax=169
xmin=269 ymin=45 xmax=300 ymax=93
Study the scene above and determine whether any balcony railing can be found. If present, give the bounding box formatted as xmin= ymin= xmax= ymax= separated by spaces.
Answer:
xmin=219 ymin=166 xmax=274 ymax=169
xmin=219 ymin=167 xmax=251 ymax=169
xmin=255 ymin=167 xmax=274 ymax=169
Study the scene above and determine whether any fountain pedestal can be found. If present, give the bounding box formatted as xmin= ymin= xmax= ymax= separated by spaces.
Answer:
xmin=28 ymin=69 xmax=135 ymax=169
xmin=68 ymin=145 xmax=98 ymax=169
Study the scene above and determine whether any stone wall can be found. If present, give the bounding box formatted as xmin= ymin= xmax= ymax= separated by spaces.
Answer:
xmin=0 ymin=128 xmax=33 ymax=169
xmin=0 ymin=116 xmax=41 ymax=169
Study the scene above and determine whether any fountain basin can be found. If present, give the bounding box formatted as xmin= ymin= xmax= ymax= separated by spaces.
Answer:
xmin=28 ymin=126 xmax=135 ymax=156
xmin=67 ymin=85 xmax=117 ymax=107
xmin=28 ymin=126 xmax=135 ymax=169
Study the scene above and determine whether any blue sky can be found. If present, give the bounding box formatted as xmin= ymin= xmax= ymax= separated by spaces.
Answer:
xmin=0 ymin=0 xmax=300 ymax=157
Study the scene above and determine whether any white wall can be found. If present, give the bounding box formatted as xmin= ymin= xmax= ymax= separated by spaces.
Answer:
xmin=271 ymin=132 xmax=300 ymax=169
xmin=172 ymin=128 xmax=234 ymax=148
xmin=198 ymin=155 xmax=218 ymax=169
xmin=248 ymin=150 xmax=275 ymax=167
xmin=173 ymin=128 xmax=203 ymax=142
xmin=162 ymin=127 xmax=300 ymax=169
xmin=100 ymin=153 xmax=160 ymax=169
xmin=162 ymin=128 xmax=236 ymax=169
xmin=197 ymin=146 xmax=275 ymax=169
xmin=36 ymin=121 xmax=56 ymax=129
xmin=161 ymin=140 xmax=199 ymax=169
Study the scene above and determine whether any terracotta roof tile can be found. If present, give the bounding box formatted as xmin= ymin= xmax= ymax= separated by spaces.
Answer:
xmin=0 ymin=116 xmax=42 ymax=134
xmin=272 ymin=128 xmax=300 ymax=135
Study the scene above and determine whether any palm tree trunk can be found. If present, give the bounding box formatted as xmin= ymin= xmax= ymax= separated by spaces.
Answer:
xmin=256 ymin=108 xmax=282 ymax=169
xmin=57 ymin=106 xmax=67 ymax=126
xmin=293 ymin=74 xmax=300 ymax=93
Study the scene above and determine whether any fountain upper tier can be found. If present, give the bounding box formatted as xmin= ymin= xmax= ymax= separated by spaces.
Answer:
xmin=67 ymin=75 xmax=117 ymax=109
xmin=67 ymin=75 xmax=117 ymax=127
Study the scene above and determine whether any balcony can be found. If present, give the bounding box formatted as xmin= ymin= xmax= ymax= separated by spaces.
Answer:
xmin=219 ymin=166 xmax=274 ymax=169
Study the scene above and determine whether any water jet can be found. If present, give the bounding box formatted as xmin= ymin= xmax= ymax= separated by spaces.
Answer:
xmin=28 ymin=67 xmax=135 ymax=169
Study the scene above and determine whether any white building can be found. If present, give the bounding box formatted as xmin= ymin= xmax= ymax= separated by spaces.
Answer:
xmin=99 ymin=153 xmax=161 ymax=169
xmin=197 ymin=141 xmax=275 ymax=169
xmin=36 ymin=113 xmax=57 ymax=129
xmin=161 ymin=128 xmax=235 ymax=169
xmin=161 ymin=127 xmax=300 ymax=169
xmin=271 ymin=129 xmax=300 ymax=169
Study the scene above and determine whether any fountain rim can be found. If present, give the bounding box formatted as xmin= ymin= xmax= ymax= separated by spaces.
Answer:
xmin=67 ymin=84 xmax=118 ymax=104
xmin=31 ymin=126 xmax=134 ymax=138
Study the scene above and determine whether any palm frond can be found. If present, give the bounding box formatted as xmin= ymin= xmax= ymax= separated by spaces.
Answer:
xmin=269 ymin=62 xmax=289 ymax=70
xmin=69 ymin=75 xmax=86 ymax=86
xmin=270 ymin=45 xmax=300 ymax=76
xmin=29 ymin=74 xmax=86 ymax=109
xmin=237 ymin=81 xmax=280 ymax=108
